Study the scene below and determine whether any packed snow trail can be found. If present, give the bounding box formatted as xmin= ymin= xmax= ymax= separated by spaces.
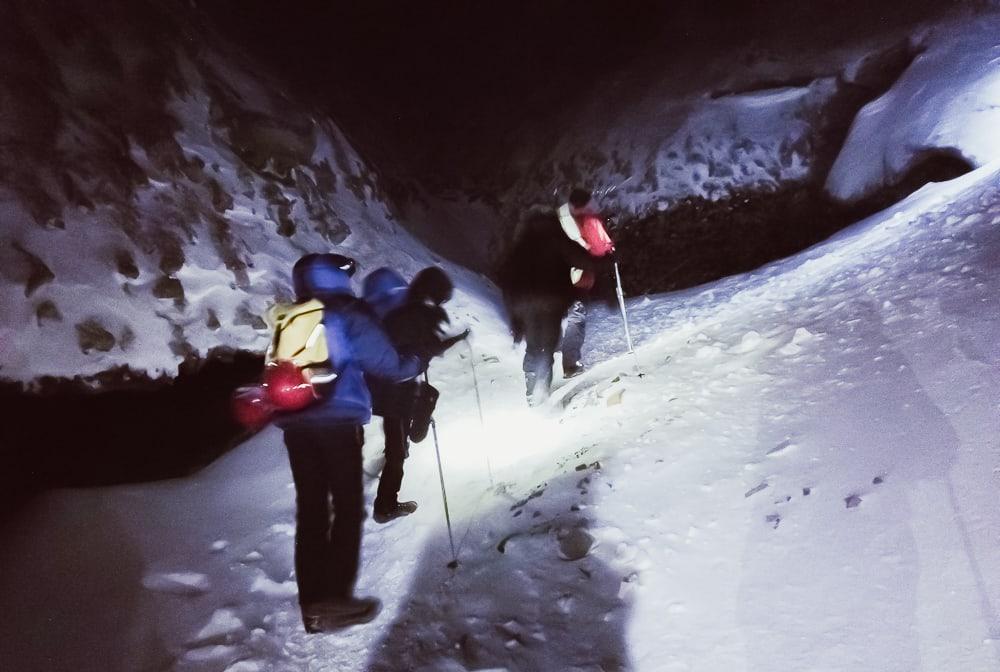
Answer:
xmin=3 ymin=166 xmax=1000 ymax=671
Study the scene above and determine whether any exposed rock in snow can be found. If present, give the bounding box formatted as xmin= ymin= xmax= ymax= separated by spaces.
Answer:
xmin=557 ymin=527 xmax=597 ymax=561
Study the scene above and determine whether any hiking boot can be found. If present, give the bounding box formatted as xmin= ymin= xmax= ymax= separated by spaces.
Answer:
xmin=373 ymin=500 xmax=418 ymax=524
xmin=563 ymin=362 xmax=584 ymax=379
xmin=302 ymin=596 xmax=382 ymax=633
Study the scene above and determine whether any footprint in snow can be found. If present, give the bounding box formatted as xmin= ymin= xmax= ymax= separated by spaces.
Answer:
xmin=844 ymin=474 xmax=886 ymax=509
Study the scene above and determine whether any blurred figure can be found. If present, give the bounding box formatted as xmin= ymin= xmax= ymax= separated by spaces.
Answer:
xmin=497 ymin=189 xmax=614 ymax=405
xmin=558 ymin=188 xmax=615 ymax=377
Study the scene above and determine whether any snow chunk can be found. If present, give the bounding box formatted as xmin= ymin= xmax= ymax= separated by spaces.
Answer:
xmin=779 ymin=327 xmax=816 ymax=355
xmin=269 ymin=523 xmax=295 ymax=537
xmin=190 ymin=608 xmax=247 ymax=646
xmin=250 ymin=572 xmax=297 ymax=599
xmin=729 ymin=330 xmax=763 ymax=354
xmin=695 ymin=344 xmax=723 ymax=359
xmin=142 ymin=571 xmax=211 ymax=596
xmin=180 ymin=644 xmax=241 ymax=667
xmin=223 ymin=662 xmax=264 ymax=672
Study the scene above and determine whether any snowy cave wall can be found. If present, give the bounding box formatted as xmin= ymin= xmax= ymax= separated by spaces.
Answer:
xmin=0 ymin=0 xmax=445 ymax=386
xmin=0 ymin=0 xmax=468 ymax=502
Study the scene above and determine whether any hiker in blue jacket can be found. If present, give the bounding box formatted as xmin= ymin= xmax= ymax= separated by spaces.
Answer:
xmin=363 ymin=266 xmax=468 ymax=523
xmin=362 ymin=268 xmax=419 ymax=524
xmin=275 ymin=253 xmax=424 ymax=633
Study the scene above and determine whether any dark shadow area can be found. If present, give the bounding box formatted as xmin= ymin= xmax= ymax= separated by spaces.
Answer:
xmin=367 ymin=470 xmax=633 ymax=671
xmin=614 ymin=148 xmax=974 ymax=295
xmin=0 ymin=349 xmax=263 ymax=519
xmin=0 ymin=494 xmax=171 ymax=672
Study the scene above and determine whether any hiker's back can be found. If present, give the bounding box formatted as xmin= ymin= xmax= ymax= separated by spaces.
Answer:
xmin=383 ymin=301 xmax=447 ymax=359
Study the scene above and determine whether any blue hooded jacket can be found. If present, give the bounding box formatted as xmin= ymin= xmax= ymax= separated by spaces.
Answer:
xmin=276 ymin=254 xmax=423 ymax=428
xmin=362 ymin=267 xmax=409 ymax=320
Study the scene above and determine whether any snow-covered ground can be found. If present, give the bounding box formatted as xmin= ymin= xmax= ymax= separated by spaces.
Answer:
xmin=3 ymin=161 xmax=999 ymax=671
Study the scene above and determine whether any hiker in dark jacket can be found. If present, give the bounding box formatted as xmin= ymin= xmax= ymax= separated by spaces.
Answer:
xmin=497 ymin=205 xmax=612 ymax=405
xmin=365 ymin=266 xmax=468 ymax=523
xmin=274 ymin=253 xmax=424 ymax=633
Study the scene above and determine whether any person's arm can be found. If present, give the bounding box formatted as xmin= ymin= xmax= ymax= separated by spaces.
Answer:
xmin=436 ymin=328 xmax=470 ymax=354
xmin=346 ymin=308 xmax=424 ymax=382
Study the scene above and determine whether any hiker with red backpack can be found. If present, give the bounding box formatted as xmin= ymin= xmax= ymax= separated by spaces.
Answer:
xmin=363 ymin=266 xmax=468 ymax=524
xmin=497 ymin=188 xmax=615 ymax=405
xmin=271 ymin=253 xmax=425 ymax=633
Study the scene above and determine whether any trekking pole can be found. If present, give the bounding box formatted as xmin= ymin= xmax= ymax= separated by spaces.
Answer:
xmin=464 ymin=338 xmax=495 ymax=487
xmin=426 ymin=371 xmax=459 ymax=569
xmin=613 ymin=261 xmax=642 ymax=374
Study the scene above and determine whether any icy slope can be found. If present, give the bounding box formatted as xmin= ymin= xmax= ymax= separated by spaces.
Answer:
xmin=0 ymin=0 xmax=458 ymax=384
xmin=3 ymin=161 xmax=1000 ymax=671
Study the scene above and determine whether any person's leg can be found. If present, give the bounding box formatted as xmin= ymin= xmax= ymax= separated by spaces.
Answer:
xmin=284 ymin=427 xmax=332 ymax=608
xmin=561 ymin=299 xmax=587 ymax=377
xmin=325 ymin=425 xmax=365 ymax=600
xmin=374 ymin=416 xmax=408 ymax=513
xmin=523 ymin=311 xmax=561 ymax=405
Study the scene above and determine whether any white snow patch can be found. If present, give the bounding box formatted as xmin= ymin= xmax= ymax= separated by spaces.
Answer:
xmin=828 ymin=13 xmax=1000 ymax=201
xmin=249 ymin=572 xmax=298 ymax=600
xmin=141 ymin=572 xmax=211 ymax=596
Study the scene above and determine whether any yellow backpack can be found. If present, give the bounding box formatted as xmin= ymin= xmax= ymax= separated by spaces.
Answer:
xmin=265 ymin=299 xmax=337 ymax=384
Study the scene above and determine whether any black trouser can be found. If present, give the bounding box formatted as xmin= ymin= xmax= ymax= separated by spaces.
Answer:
xmin=283 ymin=424 xmax=364 ymax=605
xmin=522 ymin=308 xmax=564 ymax=403
xmin=374 ymin=416 xmax=409 ymax=512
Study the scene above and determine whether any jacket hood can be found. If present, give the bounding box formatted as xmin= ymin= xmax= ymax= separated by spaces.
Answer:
xmin=362 ymin=267 xmax=408 ymax=318
xmin=362 ymin=268 xmax=407 ymax=301
xmin=293 ymin=253 xmax=354 ymax=300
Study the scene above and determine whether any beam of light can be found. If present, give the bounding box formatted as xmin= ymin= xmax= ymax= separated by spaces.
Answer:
xmin=431 ymin=406 xmax=571 ymax=479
